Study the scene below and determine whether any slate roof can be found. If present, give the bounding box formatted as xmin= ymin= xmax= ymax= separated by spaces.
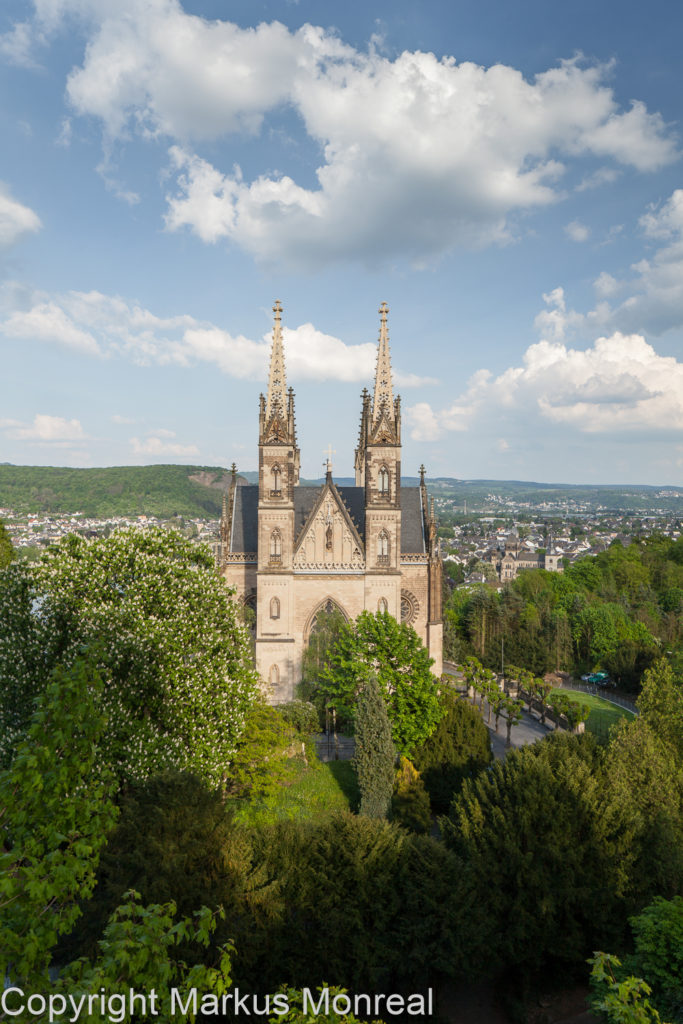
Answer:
xmin=229 ymin=483 xmax=426 ymax=554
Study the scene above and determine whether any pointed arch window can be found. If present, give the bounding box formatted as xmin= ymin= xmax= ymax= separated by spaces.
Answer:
xmin=377 ymin=530 xmax=390 ymax=565
xmin=270 ymin=464 xmax=282 ymax=497
xmin=270 ymin=596 xmax=280 ymax=619
xmin=269 ymin=664 xmax=280 ymax=686
xmin=378 ymin=466 xmax=389 ymax=495
xmin=270 ymin=528 xmax=282 ymax=564
xmin=378 ymin=597 xmax=388 ymax=614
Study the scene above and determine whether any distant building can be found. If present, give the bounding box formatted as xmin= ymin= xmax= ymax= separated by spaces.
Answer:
xmin=490 ymin=528 xmax=564 ymax=581
xmin=217 ymin=302 xmax=443 ymax=701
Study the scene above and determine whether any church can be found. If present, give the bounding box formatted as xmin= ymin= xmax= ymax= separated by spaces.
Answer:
xmin=218 ymin=301 xmax=443 ymax=702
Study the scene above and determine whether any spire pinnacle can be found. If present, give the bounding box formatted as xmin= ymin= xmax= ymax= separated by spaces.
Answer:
xmin=266 ymin=300 xmax=287 ymax=420
xmin=372 ymin=301 xmax=393 ymax=423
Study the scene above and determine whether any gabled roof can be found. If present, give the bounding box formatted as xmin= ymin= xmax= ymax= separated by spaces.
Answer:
xmin=229 ymin=483 xmax=426 ymax=555
xmin=293 ymin=479 xmax=365 ymax=557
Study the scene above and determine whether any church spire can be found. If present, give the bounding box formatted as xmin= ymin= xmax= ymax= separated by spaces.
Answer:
xmin=265 ymin=300 xmax=288 ymax=420
xmin=372 ymin=301 xmax=394 ymax=423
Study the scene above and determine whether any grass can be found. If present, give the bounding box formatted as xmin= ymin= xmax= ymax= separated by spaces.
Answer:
xmin=232 ymin=758 xmax=359 ymax=827
xmin=551 ymin=688 xmax=635 ymax=740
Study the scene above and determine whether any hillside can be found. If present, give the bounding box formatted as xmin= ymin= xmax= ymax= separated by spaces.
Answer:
xmin=0 ymin=464 xmax=254 ymax=517
xmin=0 ymin=464 xmax=680 ymax=518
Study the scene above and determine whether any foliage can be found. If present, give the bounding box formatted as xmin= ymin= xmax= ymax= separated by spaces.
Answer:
xmin=412 ymin=690 xmax=492 ymax=813
xmin=442 ymin=535 xmax=683 ymax=686
xmin=319 ymin=611 xmax=441 ymax=754
xmin=0 ymin=519 xmax=14 ymax=568
xmin=548 ymin=691 xmax=591 ymax=730
xmin=300 ymin=608 xmax=349 ymax=703
xmin=241 ymin=813 xmax=473 ymax=993
xmin=627 ymin=898 xmax=683 ymax=1022
xmin=271 ymin=987 xmax=384 ymax=1024
xmin=63 ymin=772 xmax=264 ymax=964
xmin=227 ymin=701 xmax=304 ymax=800
xmin=0 ymin=529 xmax=259 ymax=784
xmin=232 ymin=760 xmax=359 ymax=826
xmin=391 ymin=757 xmax=432 ymax=833
xmin=0 ymin=463 xmax=236 ymax=516
xmin=637 ymin=659 xmax=683 ymax=759
xmin=441 ymin=733 xmax=635 ymax=973
xmin=353 ymin=675 xmax=396 ymax=819
xmin=0 ymin=659 xmax=118 ymax=986
xmin=59 ymin=894 xmax=233 ymax=1024
xmin=277 ymin=699 xmax=320 ymax=735
xmin=589 ymin=953 xmax=669 ymax=1024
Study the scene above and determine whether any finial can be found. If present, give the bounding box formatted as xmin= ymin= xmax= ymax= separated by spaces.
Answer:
xmin=379 ymin=301 xmax=389 ymax=324
xmin=419 ymin=464 xmax=425 ymax=485
xmin=231 ymin=462 xmax=237 ymax=477
xmin=273 ymin=299 xmax=282 ymax=321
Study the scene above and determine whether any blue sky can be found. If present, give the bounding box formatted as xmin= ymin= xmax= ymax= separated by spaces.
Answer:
xmin=1 ymin=0 xmax=682 ymax=485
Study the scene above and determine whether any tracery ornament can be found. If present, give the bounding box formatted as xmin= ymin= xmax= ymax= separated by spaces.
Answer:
xmin=400 ymin=590 xmax=419 ymax=626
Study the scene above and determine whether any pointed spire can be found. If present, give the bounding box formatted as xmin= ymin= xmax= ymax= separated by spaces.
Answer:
xmin=266 ymin=300 xmax=288 ymax=420
xmin=372 ymin=301 xmax=394 ymax=423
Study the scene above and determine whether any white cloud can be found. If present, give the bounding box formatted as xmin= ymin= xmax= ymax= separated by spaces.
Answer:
xmin=13 ymin=2 xmax=678 ymax=266
xmin=111 ymin=413 xmax=135 ymax=424
xmin=1 ymin=414 xmax=87 ymax=441
xmin=407 ymin=332 xmax=683 ymax=440
xmin=0 ymin=21 xmax=41 ymax=68
xmin=565 ymin=220 xmax=590 ymax=242
xmin=0 ymin=286 xmax=432 ymax=386
xmin=575 ymin=167 xmax=620 ymax=191
xmin=533 ymin=287 xmax=585 ymax=340
xmin=130 ymin=433 xmax=199 ymax=457
xmin=0 ymin=183 xmax=42 ymax=248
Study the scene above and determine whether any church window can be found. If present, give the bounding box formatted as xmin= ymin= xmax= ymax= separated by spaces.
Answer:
xmin=379 ymin=466 xmax=389 ymax=494
xmin=378 ymin=597 xmax=388 ymax=614
xmin=270 ymin=529 xmax=282 ymax=563
xmin=271 ymin=464 xmax=282 ymax=497
xmin=401 ymin=590 xmax=418 ymax=625
xmin=377 ymin=530 xmax=389 ymax=565
xmin=269 ymin=664 xmax=280 ymax=685
xmin=270 ymin=596 xmax=280 ymax=619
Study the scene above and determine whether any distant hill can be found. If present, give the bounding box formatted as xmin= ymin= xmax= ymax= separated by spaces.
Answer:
xmin=0 ymin=465 xmax=680 ymax=518
xmin=0 ymin=465 xmax=255 ymax=517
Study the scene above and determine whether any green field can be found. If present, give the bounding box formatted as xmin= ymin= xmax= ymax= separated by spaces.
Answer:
xmin=232 ymin=759 xmax=358 ymax=826
xmin=552 ymin=688 xmax=635 ymax=740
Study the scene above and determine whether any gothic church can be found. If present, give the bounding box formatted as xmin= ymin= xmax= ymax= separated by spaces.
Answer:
xmin=218 ymin=302 xmax=443 ymax=702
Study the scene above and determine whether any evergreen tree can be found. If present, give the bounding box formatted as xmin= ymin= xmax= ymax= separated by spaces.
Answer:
xmin=391 ymin=757 xmax=432 ymax=833
xmin=412 ymin=691 xmax=492 ymax=813
xmin=353 ymin=674 xmax=396 ymax=819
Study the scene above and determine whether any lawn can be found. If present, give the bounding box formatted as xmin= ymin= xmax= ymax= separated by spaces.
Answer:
xmin=232 ymin=758 xmax=359 ymax=826
xmin=551 ymin=688 xmax=635 ymax=740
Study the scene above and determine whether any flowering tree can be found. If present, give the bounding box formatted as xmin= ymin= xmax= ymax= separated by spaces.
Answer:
xmin=0 ymin=529 xmax=259 ymax=785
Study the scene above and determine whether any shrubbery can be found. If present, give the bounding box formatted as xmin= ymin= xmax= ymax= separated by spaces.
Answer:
xmin=412 ymin=691 xmax=492 ymax=813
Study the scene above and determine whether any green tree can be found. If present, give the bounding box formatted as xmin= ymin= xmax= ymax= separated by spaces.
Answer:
xmin=319 ymin=611 xmax=440 ymax=754
xmin=0 ymin=519 xmax=14 ymax=568
xmin=412 ymin=691 xmax=492 ymax=813
xmin=442 ymin=734 xmax=634 ymax=972
xmin=0 ymin=529 xmax=260 ymax=785
xmin=353 ymin=674 xmax=396 ymax=819
xmin=589 ymin=953 xmax=670 ymax=1024
xmin=637 ymin=659 xmax=683 ymax=759
xmin=627 ymin=897 xmax=683 ymax=1021
xmin=391 ymin=757 xmax=432 ymax=833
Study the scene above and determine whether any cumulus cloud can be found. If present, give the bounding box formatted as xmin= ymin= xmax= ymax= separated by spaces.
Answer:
xmin=0 ymin=414 xmax=87 ymax=441
xmin=533 ymin=287 xmax=585 ymax=340
xmin=0 ymin=183 xmax=42 ymax=248
xmin=12 ymin=0 xmax=679 ymax=266
xmin=130 ymin=432 xmax=199 ymax=457
xmin=565 ymin=220 xmax=590 ymax=242
xmin=0 ymin=286 xmax=431 ymax=386
xmin=406 ymin=332 xmax=683 ymax=440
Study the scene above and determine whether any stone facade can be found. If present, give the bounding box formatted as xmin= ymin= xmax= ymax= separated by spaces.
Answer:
xmin=218 ymin=301 xmax=443 ymax=702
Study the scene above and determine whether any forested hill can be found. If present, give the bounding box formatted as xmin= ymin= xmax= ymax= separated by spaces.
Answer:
xmin=0 ymin=465 xmax=255 ymax=517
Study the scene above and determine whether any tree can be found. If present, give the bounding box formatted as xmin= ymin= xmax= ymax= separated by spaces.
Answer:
xmin=353 ymin=674 xmax=396 ymax=819
xmin=0 ymin=659 xmax=117 ymax=985
xmin=412 ymin=691 xmax=492 ymax=813
xmin=589 ymin=953 xmax=669 ymax=1024
xmin=503 ymin=696 xmax=524 ymax=746
xmin=319 ymin=611 xmax=440 ymax=754
xmin=0 ymin=529 xmax=260 ymax=785
xmin=627 ymin=897 xmax=683 ymax=1021
xmin=637 ymin=659 xmax=683 ymax=759
xmin=442 ymin=734 xmax=635 ymax=973
xmin=391 ymin=757 xmax=432 ymax=833
xmin=0 ymin=519 xmax=14 ymax=568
